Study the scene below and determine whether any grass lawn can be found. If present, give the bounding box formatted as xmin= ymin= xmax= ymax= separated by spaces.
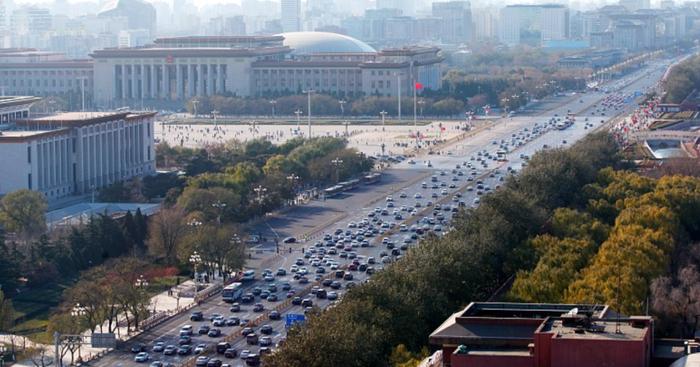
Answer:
xmin=10 ymin=279 xmax=74 ymax=343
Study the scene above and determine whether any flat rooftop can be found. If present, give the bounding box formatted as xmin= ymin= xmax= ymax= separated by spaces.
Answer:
xmin=0 ymin=128 xmax=69 ymax=142
xmin=462 ymin=302 xmax=609 ymax=318
xmin=541 ymin=318 xmax=650 ymax=341
xmin=0 ymin=96 xmax=41 ymax=109
xmin=32 ymin=112 xmax=124 ymax=122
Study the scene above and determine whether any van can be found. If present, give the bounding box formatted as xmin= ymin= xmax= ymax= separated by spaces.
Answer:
xmin=246 ymin=333 xmax=259 ymax=345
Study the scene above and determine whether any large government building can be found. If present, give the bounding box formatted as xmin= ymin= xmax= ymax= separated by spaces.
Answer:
xmin=0 ymin=99 xmax=156 ymax=202
xmin=89 ymin=32 xmax=443 ymax=108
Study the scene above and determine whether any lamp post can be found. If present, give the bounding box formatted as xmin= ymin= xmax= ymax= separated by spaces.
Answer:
xmin=189 ymin=251 xmax=201 ymax=299
xmin=212 ymin=200 xmax=226 ymax=224
xmin=331 ymin=157 xmax=343 ymax=183
xmin=303 ymin=89 xmax=315 ymax=137
xmin=192 ymin=98 xmax=199 ymax=118
xmin=294 ymin=109 xmax=302 ymax=130
xmin=269 ymin=100 xmax=277 ymax=119
xmin=254 ymin=185 xmax=267 ymax=206
xmin=212 ymin=110 xmax=219 ymax=127
xmin=380 ymin=110 xmax=387 ymax=131
xmin=338 ymin=99 xmax=346 ymax=118
xmin=418 ymin=99 xmax=425 ymax=119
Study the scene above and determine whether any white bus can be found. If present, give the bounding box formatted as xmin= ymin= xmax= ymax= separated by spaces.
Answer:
xmin=222 ymin=282 xmax=243 ymax=303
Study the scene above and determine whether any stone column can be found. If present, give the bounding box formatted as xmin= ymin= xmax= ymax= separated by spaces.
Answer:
xmin=187 ymin=64 xmax=195 ymax=98
xmin=207 ymin=64 xmax=215 ymax=95
xmin=176 ymin=64 xmax=184 ymax=100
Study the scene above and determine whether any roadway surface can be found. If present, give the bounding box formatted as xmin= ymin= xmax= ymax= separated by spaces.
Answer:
xmin=96 ymin=56 xmax=673 ymax=367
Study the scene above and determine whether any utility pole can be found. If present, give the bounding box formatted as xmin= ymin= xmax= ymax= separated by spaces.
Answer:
xmin=380 ymin=110 xmax=387 ymax=131
xmin=338 ymin=99 xmax=346 ymax=118
xmin=413 ymin=78 xmax=417 ymax=129
xmin=192 ymin=99 xmax=199 ymax=117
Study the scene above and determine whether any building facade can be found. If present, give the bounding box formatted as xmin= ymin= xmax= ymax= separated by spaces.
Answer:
xmin=430 ymin=302 xmax=654 ymax=367
xmin=281 ymin=0 xmax=302 ymax=32
xmin=0 ymin=111 xmax=156 ymax=201
xmin=90 ymin=33 xmax=444 ymax=107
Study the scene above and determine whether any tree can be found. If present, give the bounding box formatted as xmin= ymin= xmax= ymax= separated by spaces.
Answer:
xmin=183 ymin=224 xmax=247 ymax=278
xmin=29 ymin=346 xmax=54 ymax=367
xmin=147 ymin=207 xmax=188 ymax=265
xmin=0 ymin=189 xmax=48 ymax=240
xmin=0 ymin=289 xmax=15 ymax=331
xmin=651 ymin=266 xmax=700 ymax=338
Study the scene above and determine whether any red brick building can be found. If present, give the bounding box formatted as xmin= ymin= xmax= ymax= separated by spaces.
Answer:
xmin=429 ymin=302 xmax=653 ymax=367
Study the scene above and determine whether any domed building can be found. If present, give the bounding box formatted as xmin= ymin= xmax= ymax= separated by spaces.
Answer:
xmin=278 ymin=32 xmax=377 ymax=55
xmin=91 ymin=32 xmax=444 ymax=108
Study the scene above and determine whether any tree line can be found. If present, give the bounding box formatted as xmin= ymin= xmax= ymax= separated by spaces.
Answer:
xmin=263 ymin=132 xmax=622 ymax=367
xmin=663 ymin=55 xmax=700 ymax=103
xmin=511 ymin=168 xmax=700 ymax=337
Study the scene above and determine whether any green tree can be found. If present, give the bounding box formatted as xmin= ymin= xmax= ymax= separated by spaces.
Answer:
xmin=0 ymin=189 xmax=48 ymax=240
xmin=0 ymin=289 xmax=15 ymax=331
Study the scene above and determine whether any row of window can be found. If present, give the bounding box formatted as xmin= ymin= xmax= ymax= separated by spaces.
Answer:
xmin=6 ymin=78 xmax=86 ymax=88
xmin=254 ymin=69 xmax=361 ymax=75
xmin=1 ymin=69 xmax=91 ymax=76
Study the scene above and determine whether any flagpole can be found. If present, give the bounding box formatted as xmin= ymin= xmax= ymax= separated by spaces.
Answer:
xmin=413 ymin=78 xmax=417 ymax=130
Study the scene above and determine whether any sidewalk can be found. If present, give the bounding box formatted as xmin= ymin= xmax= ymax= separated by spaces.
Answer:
xmin=2 ymin=279 xmax=208 ymax=367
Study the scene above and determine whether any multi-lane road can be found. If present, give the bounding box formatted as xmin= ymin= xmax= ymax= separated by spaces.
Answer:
xmin=97 ymin=56 xmax=673 ymax=367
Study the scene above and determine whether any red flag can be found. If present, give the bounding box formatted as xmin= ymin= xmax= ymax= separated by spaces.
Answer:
xmin=415 ymin=82 xmax=423 ymax=90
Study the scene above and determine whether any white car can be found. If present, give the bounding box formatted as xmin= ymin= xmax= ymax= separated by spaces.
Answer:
xmin=134 ymin=352 xmax=150 ymax=363
xmin=414 ymin=193 xmax=422 ymax=199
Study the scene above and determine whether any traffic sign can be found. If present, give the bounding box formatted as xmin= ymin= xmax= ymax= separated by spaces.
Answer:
xmin=285 ymin=313 xmax=305 ymax=328
xmin=91 ymin=333 xmax=116 ymax=348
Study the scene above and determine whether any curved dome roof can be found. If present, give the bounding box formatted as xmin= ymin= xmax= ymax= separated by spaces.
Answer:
xmin=279 ymin=32 xmax=376 ymax=55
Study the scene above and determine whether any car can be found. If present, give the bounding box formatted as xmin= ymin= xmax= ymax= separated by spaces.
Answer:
xmin=177 ymin=345 xmax=192 ymax=355
xmin=245 ymin=354 xmax=261 ymax=366
xmin=224 ymin=348 xmax=238 ymax=358
xmin=230 ymin=303 xmax=241 ymax=312
xmin=269 ymin=310 xmax=281 ymax=320
xmin=213 ymin=317 xmax=226 ymax=327
xmin=149 ymin=362 xmax=163 ymax=367
xmin=283 ymin=237 xmax=297 ymax=243
xmin=301 ymin=298 xmax=313 ymax=307
xmin=152 ymin=342 xmax=165 ymax=353
xmin=131 ymin=343 xmax=146 ymax=353
xmin=259 ymin=336 xmax=273 ymax=347
xmin=327 ymin=291 xmax=339 ymax=300
xmin=208 ymin=328 xmax=222 ymax=337
xmin=179 ymin=336 xmax=192 ymax=345
xmin=240 ymin=350 xmax=251 ymax=360
xmin=163 ymin=345 xmax=177 ymax=355
xmin=292 ymin=296 xmax=302 ymax=305
xmin=194 ymin=344 xmax=207 ymax=354
xmin=253 ymin=303 xmax=264 ymax=312
xmin=135 ymin=352 xmax=150 ymax=362
xmin=195 ymin=356 xmax=210 ymax=367
xmin=260 ymin=324 xmax=273 ymax=335
xmin=190 ymin=311 xmax=204 ymax=321
xmin=207 ymin=359 xmax=223 ymax=367
xmin=198 ymin=325 xmax=210 ymax=335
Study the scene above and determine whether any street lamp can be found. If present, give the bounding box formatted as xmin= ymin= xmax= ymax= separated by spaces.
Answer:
xmin=380 ymin=110 xmax=387 ymax=131
xmin=254 ymin=185 xmax=267 ymax=206
xmin=212 ymin=110 xmax=219 ymax=127
xmin=269 ymin=100 xmax=277 ymax=119
xmin=338 ymin=99 xmax=346 ymax=118
xmin=303 ymin=89 xmax=315 ymax=137
xmin=212 ymin=200 xmax=226 ymax=224
xmin=418 ymin=100 xmax=425 ymax=119
xmin=189 ymin=251 xmax=202 ymax=299
xmin=192 ymin=98 xmax=199 ymax=117
xmin=331 ymin=157 xmax=343 ymax=183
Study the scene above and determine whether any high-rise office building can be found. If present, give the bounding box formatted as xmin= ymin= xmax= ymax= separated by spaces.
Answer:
xmin=377 ymin=0 xmax=416 ymax=16
xmin=432 ymin=1 xmax=473 ymax=44
xmin=281 ymin=0 xmax=301 ymax=32
xmin=540 ymin=5 xmax=569 ymax=41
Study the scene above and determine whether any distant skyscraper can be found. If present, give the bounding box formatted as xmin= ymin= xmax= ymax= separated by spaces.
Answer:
xmin=432 ymin=1 xmax=473 ymax=44
xmin=619 ymin=0 xmax=651 ymax=11
xmin=498 ymin=4 xmax=569 ymax=46
xmin=377 ymin=0 xmax=416 ymax=16
xmin=281 ymin=0 xmax=301 ymax=32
